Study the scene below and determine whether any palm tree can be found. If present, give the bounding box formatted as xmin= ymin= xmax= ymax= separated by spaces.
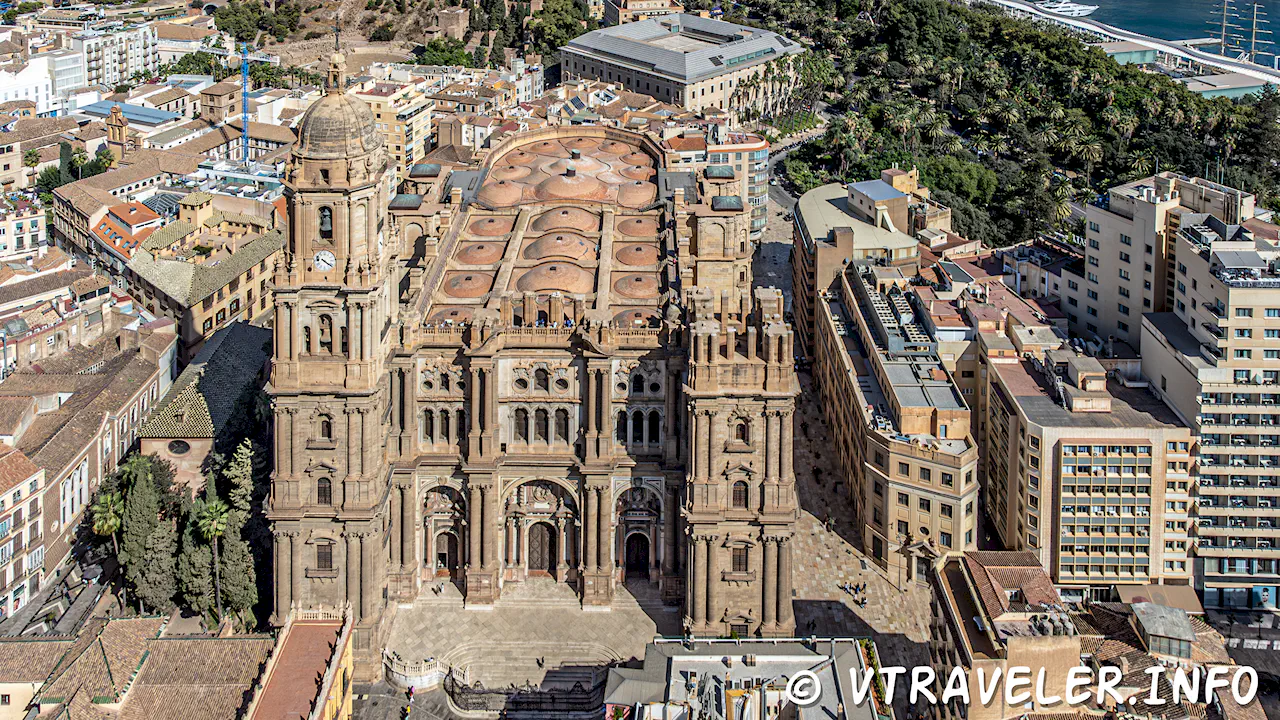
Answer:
xmin=196 ymin=497 xmax=230 ymax=619
xmin=22 ymin=149 xmax=39 ymax=173
xmin=92 ymin=491 xmax=124 ymax=556
xmin=71 ymin=147 xmax=88 ymax=180
xmin=1050 ymin=182 xmax=1074 ymax=225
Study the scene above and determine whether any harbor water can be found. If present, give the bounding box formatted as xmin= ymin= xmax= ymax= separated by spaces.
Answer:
xmin=1090 ymin=0 xmax=1277 ymax=49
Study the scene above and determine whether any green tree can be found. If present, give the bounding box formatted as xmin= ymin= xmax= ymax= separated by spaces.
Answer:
xmin=177 ymin=522 xmax=215 ymax=615
xmin=223 ymin=439 xmax=256 ymax=513
xmin=219 ymin=530 xmax=258 ymax=615
xmin=527 ymin=0 xmax=586 ymax=58
xmin=134 ymin=523 xmax=178 ymax=612
xmin=35 ymin=166 xmax=62 ymax=195
xmin=413 ymin=38 xmax=473 ymax=66
xmin=195 ymin=497 xmax=230 ymax=619
xmin=57 ymin=142 xmax=73 ymax=186
xmin=92 ymin=491 xmax=124 ymax=557
xmin=119 ymin=456 xmax=160 ymax=610
xmin=22 ymin=149 xmax=40 ymax=172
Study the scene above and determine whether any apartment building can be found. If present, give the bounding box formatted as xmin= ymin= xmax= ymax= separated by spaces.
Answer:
xmin=69 ymin=24 xmax=159 ymax=90
xmin=986 ymin=348 xmax=1195 ymax=598
xmin=199 ymin=81 xmax=241 ymax=123
xmin=562 ymin=15 xmax=805 ymax=117
xmin=1068 ymin=173 xmax=1255 ymax=349
xmin=351 ymin=81 xmax=434 ymax=182
xmin=0 ymin=198 xmax=43 ymax=262
xmin=814 ymin=265 xmax=979 ymax=588
xmin=0 ymin=449 xmax=44 ymax=620
xmin=1142 ymin=206 xmax=1280 ymax=610
xmin=661 ymin=124 xmax=769 ymax=240
xmin=791 ymin=177 xmax=920 ymax=356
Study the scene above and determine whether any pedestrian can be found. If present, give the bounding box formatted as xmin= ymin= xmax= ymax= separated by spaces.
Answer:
xmin=408 ymin=685 xmax=414 ymax=701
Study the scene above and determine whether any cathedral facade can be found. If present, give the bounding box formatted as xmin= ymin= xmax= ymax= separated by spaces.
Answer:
xmin=268 ymin=54 xmax=800 ymax=676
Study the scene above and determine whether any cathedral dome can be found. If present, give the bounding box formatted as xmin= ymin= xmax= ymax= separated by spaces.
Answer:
xmin=615 ymin=243 xmax=660 ymax=266
xmin=534 ymin=168 xmax=608 ymax=202
xmin=523 ymin=233 xmax=596 ymax=261
xmin=515 ymin=262 xmax=595 ymax=294
xmin=469 ymin=216 xmax=516 ymax=236
xmin=531 ymin=207 xmax=599 ymax=233
xmin=614 ymin=307 xmax=661 ymax=326
xmin=294 ymin=53 xmax=382 ymax=161
xmin=620 ymin=164 xmax=655 ymax=181
xmin=456 ymin=242 xmax=505 ymax=265
xmin=617 ymin=180 xmax=658 ymax=208
xmin=617 ymin=217 xmax=659 ymax=237
xmin=619 ymin=151 xmax=653 ymax=166
xmin=477 ymin=180 xmax=524 ymax=207
xmin=613 ymin=273 xmax=661 ymax=299
xmin=443 ymin=272 xmax=494 ymax=298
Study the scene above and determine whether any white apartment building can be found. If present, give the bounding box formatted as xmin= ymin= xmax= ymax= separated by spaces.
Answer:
xmin=0 ymin=57 xmax=57 ymax=116
xmin=1142 ymin=200 xmax=1280 ymax=611
xmin=70 ymin=23 xmax=159 ymax=90
xmin=1065 ymin=173 xmax=1255 ymax=351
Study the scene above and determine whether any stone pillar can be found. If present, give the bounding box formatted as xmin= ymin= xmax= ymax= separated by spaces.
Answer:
xmin=585 ymin=488 xmax=597 ymax=572
xmin=692 ymin=535 xmax=707 ymax=626
xmin=585 ymin=367 xmax=597 ymax=455
xmin=468 ymin=485 xmax=481 ymax=568
xmin=648 ymin=521 xmax=659 ymax=579
xmin=507 ymin=515 xmax=517 ymax=567
xmin=662 ymin=485 xmax=677 ymax=576
xmin=289 ymin=301 xmax=300 ymax=361
xmin=694 ymin=412 xmax=707 ymax=481
xmin=390 ymin=487 xmax=402 ymax=567
xmin=762 ymin=538 xmax=777 ymax=630
xmin=706 ymin=536 xmax=719 ymax=631
xmin=273 ymin=531 xmax=289 ymax=623
xmin=289 ymin=531 xmax=301 ymax=612
xmin=287 ymin=409 xmax=300 ymax=478
xmin=485 ymin=484 xmax=499 ymax=570
xmin=664 ymin=368 xmax=678 ymax=464
xmin=781 ymin=411 xmax=794 ymax=483
xmin=596 ymin=485 xmax=610 ymax=572
xmin=765 ymin=411 xmax=779 ymax=483
xmin=346 ymin=531 xmax=361 ymax=622
xmin=468 ymin=367 xmax=481 ymax=457
xmin=401 ymin=483 xmax=415 ymax=570
xmin=707 ymin=411 xmax=720 ymax=482
xmin=406 ymin=369 xmax=420 ymax=454
xmin=346 ymin=408 xmax=359 ymax=482
xmin=778 ymin=537 xmax=794 ymax=630
xmin=486 ymin=368 xmax=499 ymax=456
xmin=554 ymin=516 xmax=566 ymax=578
xmin=361 ymin=531 xmax=375 ymax=620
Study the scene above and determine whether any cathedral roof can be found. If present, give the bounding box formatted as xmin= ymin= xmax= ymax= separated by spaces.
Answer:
xmin=293 ymin=53 xmax=382 ymax=161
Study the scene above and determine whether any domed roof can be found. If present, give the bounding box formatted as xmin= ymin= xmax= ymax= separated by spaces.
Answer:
xmin=443 ymin=272 xmax=494 ymax=298
xmin=523 ymin=233 xmax=596 ymax=261
xmin=617 ymin=180 xmax=658 ymax=208
xmin=563 ymin=137 xmax=601 ymax=152
xmin=428 ymin=307 xmax=475 ymax=324
xmin=613 ymin=273 xmax=661 ymax=299
xmin=620 ymin=151 xmax=653 ymax=166
xmin=477 ymin=179 xmax=524 ymax=207
xmin=532 ymin=207 xmax=599 ymax=233
xmin=516 ymin=262 xmax=596 ymax=294
xmin=456 ymin=242 xmax=505 ymax=265
xmin=469 ymin=216 xmax=516 ymax=236
xmin=544 ymin=154 xmax=607 ymax=175
xmin=529 ymin=140 xmax=570 ymax=157
xmin=617 ymin=217 xmax=660 ymax=238
xmin=490 ymin=163 xmax=534 ymax=182
xmin=620 ymin=164 xmax=655 ymax=181
xmin=503 ymin=150 xmax=540 ymax=166
xmin=597 ymin=140 xmax=631 ymax=156
xmin=614 ymin=307 xmax=661 ymax=326
xmin=615 ymin=243 xmax=661 ymax=266
xmin=535 ymin=170 xmax=608 ymax=202
xmin=294 ymin=54 xmax=382 ymax=161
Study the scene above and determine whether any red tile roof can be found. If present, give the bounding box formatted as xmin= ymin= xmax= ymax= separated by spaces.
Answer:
xmin=250 ymin=621 xmax=343 ymax=720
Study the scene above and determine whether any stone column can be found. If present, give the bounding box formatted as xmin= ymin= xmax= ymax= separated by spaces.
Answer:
xmin=762 ymin=538 xmax=777 ymax=629
xmin=486 ymin=368 xmax=499 ymax=454
xmin=584 ymin=488 xmax=597 ymax=573
xmin=707 ymin=411 xmax=720 ymax=483
xmin=706 ymin=537 xmax=719 ymax=631
xmin=468 ymin=485 xmax=482 ymax=568
xmin=406 ymin=369 xmax=420 ymax=455
xmin=778 ymin=537 xmax=794 ymax=630
xmin=555 ymin=516 xmax=566 ymax=578
xmin=596 ymin=485 xmax=610 ymax=572
xmin=648 ymin=521 xmax=659 ymax=578
xmin=485 ymin=485 xmax=499 ymax=570
xmin=390 ymin=486 xmax=402 ymax=567
xmin=289 ymin=301 xmax=300 ymax=361
xmin=694 ymin=412 xmax=708 ymax=481
xmin=287 ymin=409 xmax=301 ymax=478
xmin=692 ymin=535 xmax=707 ymax=626
xmin=401 ymin=483 xmax=415 ymax=570
xmin=346 ymin=532 xmax=361 ymax=622
xmin=781 ymin=411 xmax=794 ymax=483
xmin=507 ymin=515 xmax=517 ymax=567
xmin=765 ymin=411 xmax=779 ymax=484
xmin=361 ymin=531 xmax=375 ymax=620
xmin=662 ymin=485 xmax=677 ymax=576
xmin=346 ymin=409 xmax=359 ymax=482
xmin=289 ymin=531 xmax=301 ymax=612
xmin=273 ymin=531 xmax=290 ymax=622
xmin=585 ymin=367 xmax=597 ymax=453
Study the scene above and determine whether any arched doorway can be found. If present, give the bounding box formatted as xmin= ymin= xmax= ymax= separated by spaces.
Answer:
xmin=434 ymin=531 xmax=459 ymax=578
xmin=527 ymin=522 xmax=556 ymax=576
xmin=625 ymin=533 xmax=650 ymax=580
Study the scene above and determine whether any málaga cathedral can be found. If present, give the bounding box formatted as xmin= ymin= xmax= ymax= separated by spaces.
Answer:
xmin=267 ymin=52 xmax=800 ymax=676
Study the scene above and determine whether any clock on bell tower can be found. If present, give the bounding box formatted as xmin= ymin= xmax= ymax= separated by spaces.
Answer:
xmin=266 ymin=50 xmax=398 ymax=667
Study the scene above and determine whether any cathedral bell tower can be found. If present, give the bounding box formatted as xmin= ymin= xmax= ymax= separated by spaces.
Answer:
xmin=268 ymin=51 xmax=398 ymax=675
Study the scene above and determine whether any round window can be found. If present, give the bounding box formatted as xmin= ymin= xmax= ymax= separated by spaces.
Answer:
xmin=649 ymin=383 xmax=660 ymax=393
xmin=555 ymin=378 xmax=569 ymax=391
xmin=515 ymin=378 xmax=529 ymax=391
xmin=168 ymin=440 xmax=191 ymax=455
xmin=616 ymin=382 xmax=628 ymax=393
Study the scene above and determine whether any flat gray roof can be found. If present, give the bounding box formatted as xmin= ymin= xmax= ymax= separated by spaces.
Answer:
xmin=795 ymin=183 xmax=915 ymax=252
xmin=564 ymin=14 xmax=805 ymax=84
xmin=849 ymin=178 xmax=904 ymax=203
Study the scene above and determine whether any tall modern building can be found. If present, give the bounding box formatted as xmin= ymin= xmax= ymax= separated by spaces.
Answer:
xmin=1141 ymin=187 xmax=1280 ymax=610
xmin=268 ymin=52 xmax=800 ymax=677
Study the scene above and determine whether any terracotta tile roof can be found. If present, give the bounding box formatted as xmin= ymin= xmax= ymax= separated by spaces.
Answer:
xmin=143 ymin=88 xmax=192 ymax=109
xmin=119 ymin=636 xmax=275 ymax=720
xmin=140 ymin=322 xmax=271 ymax=440
xmin=0 ymin=636 xmax=73 ymax=682
xmin=128 ymin=229 xmax=283 ymax=307
xmin=202 ymin=81 xmax=240 ymax=97
xmin=34 ymin=247 xmax=70 ymax=272
xmin=963 ymin=551 xmax=1060 ymax=619
xmin=0 ymin=268 xmax=90 ymax=309
xmin=0 ymin=397 xmax=35 ymax=436
xmin=227 ymin=119 xmax=297 ymax=146
xmin=667 ymin=135 xmax=707 ymax=152
xmin=153 ymin=22 xmax=215 ymax=41
xmin=42 ymin=617 xmax=167 ymax=705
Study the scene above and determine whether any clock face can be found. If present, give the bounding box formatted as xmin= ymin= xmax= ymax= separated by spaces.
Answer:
xmin=314 ymin=250 xmax=336 ymax=272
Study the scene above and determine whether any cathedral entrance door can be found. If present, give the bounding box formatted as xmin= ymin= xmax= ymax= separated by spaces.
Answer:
xmin=435 ymin=532 xmax=459 ymax=578
xmin=528 ymin=522 xmax=555 ymax=576
xmin=625 ymin=533 xmax=649 ymax=580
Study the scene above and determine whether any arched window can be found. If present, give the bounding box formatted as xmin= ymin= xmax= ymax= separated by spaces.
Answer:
xmin=340 ymin=327 xmax=348 ymax=355
xmin=303 ymin=326 xmax=312 ymax=353
xmin=732 ymin=481 xmax=748 ymax=509
xmin=456 ymin=409 xmax=466 ymax=445
xmin=319 ymin=206 xmax=333 ymax=240
xmin=318 ymin=315 xmax=333 ymax=353
xmin=439 ymin=409 xmax=450 ymax=444
xmin=317 ymin=477 xmax=333 ymax=505
xmin=648 ymin=410 xmax=660 ymax=442
xmin=735 ymin=421 xmax=749 ymax=443
xmin=632 ymin=410 xmax=644 ymax=443
xmin=555 ymin=409 xmax=570 ymax=442
xmin=515 ymin=408 xmax=529 ymax=442
xmin=535 ymin=409 xmax=549 ymax=442
xmin=535 ymin=369 xmax=550 ymax=391
xmin=319 ymin=415 xmax=333 ymax=441
xmin=631 ymin=374 xmax=644 ymax=394
xmin=422 ymin=410 xmax=434 ymax=443
xmin=616 ymin=411 xmax=628 ymax=442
